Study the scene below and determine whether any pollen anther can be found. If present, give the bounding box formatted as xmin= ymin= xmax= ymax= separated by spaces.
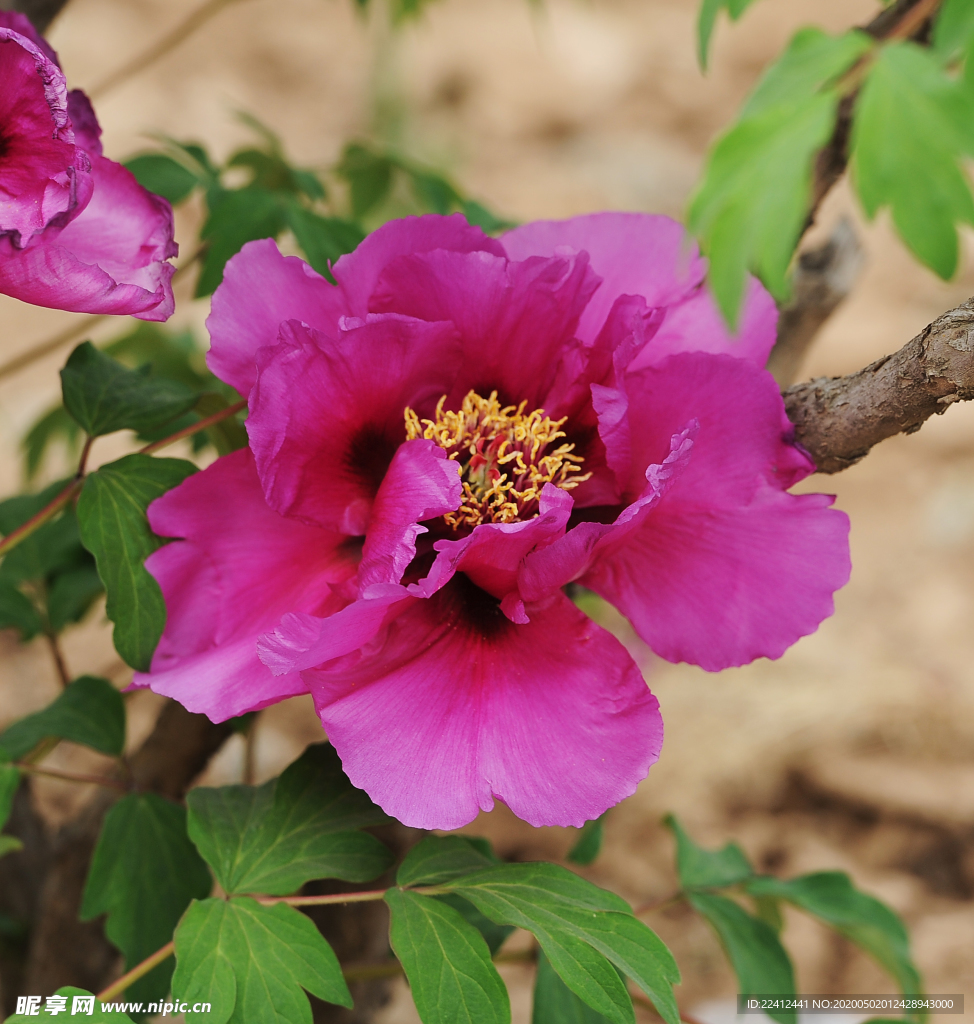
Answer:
xmin=404 ymin=390 xmax=589 ymax=527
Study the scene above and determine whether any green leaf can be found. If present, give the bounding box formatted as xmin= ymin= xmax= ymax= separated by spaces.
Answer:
xmin=751 ymin=892 xmax=784 ymax=933
xmin=0 ymin=676 xmax=125 ymax=759
xmin=60 ymin=342 xmax=198 ymax=438
xmin=461 ymin=200 xmax=516 ymax=234
xmin=0 ymin=834 xmax=23 ymax=858
xmin=743 ymin=29 xmax=872 ymax=119
xmin=687 ymin=892 xmax=795 ymax=1024
xmin=851 ymin=41 xmax=974 ymax=280
xmin=337 ymin=143 xmax=394 ymax=219
xmin=0 ymin=764 xmax=21 ymax=830
xmin=397 ymin=834 xmax=497 ymax=887
xmin=408 ymin=169 xmax=461 ymax=214
xmin=533 ymin=947 xmax=614 ymax=1024
xmin=5 ymin=987 xmax=136 ymax=1022
xmin=0 ymin=482 xmax=91 ymax=586
xmin=568 ymin=813 xmax=606 ymax=866
xmin=434 ymin=893 xmax=515 ymax=956
xmin=172 ymin=897 xmax=352 ymax=1023
xmin=386 ymin=888 xmax=510 ymax=1024
xmin=187 ymin=743 xmax=391 ymax=895
xmin=0 ymin=578 xmax=41 ymax=640
xmin=689 ymin=91 xmax=837 ymax=326
xmin=284 ymin=203 xmax=365 ymax=282
xmin=47 ymin=564 xmax=104 ymax=632
xmin=125 ymin=154 xmax=198 ymax=204
xmin=77 ymin=454 xmax=197 ymax=671
xmin=934 ymin=0 xmax=974 ymax=61
xmin=663 ymin=814 xmax=753 ymax=890
xmin=697 ymin=0 xmax=760 ymax=70
xmin=80 ymin=793 xmax=212 ymax=1005
xmin=21 ymin=403 xmax=81 ymax=480
xmin=745 ymin=872 xmax=922 ymax=995
xmin=196 ymin=187 xmax=287 ymax=297
xmin=448 ymin=863 xmax=680 ymax=1024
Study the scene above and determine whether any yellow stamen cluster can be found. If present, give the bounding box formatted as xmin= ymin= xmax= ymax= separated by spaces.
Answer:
xmin=404 ymin=390 xmax=589 ymax=527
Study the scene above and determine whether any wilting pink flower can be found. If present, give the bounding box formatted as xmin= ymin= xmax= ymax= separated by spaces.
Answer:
xmin=0 ymin=13 xmax=176 ymax=319
xmin=136 ymin=213 xmax=850 ymax=829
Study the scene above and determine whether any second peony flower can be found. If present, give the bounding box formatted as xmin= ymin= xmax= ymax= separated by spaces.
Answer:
xmin=135 ymin=212 xmax=851 ymax=830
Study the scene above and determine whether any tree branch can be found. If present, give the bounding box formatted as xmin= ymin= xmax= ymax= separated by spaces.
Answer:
xmin=785 ymin=298 xmax=974 ymax=473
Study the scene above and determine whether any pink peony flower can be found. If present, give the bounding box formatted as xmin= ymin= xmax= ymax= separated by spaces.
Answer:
xmin=0 ymin=13 xmax=176 ymax=319
xmin=135 ymin=212 xmax=850 ymax=829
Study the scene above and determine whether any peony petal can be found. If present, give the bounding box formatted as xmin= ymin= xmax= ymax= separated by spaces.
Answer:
xmin=134 ymin=448 xmax=355 ymax=721
xmin=333 ymin=211 xmax=504 ymax=315
xmin=306 ymin=582 xmax=662 ymax=829
xmin=501 ymin=212 xmax=705 ymax=345
xmin=358 ymin=439 xmax=461 ymax=589
xmin=634 ymin=275 xmax=778 ymax=370
xmin=579 ymin=353 xmax=850 ymax=669
xmin=248 ymin=316 xmax=461 ymax=533
xmin=583 ymin=486 xmax=850 ymax=671
xmin=1 ymin=152 xmax=177 ymax=319
xmin=206 ymin=239 xmax=345 ymax=396
xmin=370 ymin=248 xmax=599 ymax=409
xmin=66 ymin=89 xmax=102 ymax=155
xmin=0 ymin=26 xmax=77 ymax=244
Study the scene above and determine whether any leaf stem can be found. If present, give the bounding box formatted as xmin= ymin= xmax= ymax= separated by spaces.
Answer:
xmin=98 ymin=941 xmax=174 ymax=1002
xmin=886 ymin=0 xmax=942 ymax=40
xmin=138 ymin=398 xmax=247 ymax=455
xmin=14 ymin=761 xmax=128 ymax=793
xmin=77 ymin=436 xmax=95 ymax=476
xmin=255 ymin=888 xmax=390 ymax=907
xmin=0 ymin=479 xmax=82 ymax=558
xmin=340 ymin=948 xmax=535 ymax=984
xmin=44 ymin=632 xmax=71 ymax=689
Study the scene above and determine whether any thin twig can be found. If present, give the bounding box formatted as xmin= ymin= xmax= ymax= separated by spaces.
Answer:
xmin=44 ymin=633 xmax=71 ymax=688
xmin=0 ymin=479 xmax=82 ymax=558
xmin=632 ymin=892 xmax=683 ymax=916
xmin=138 ymin=398 xmax=247 ymax=455
xmin=97 ymin=941 xmax=174 ymax=1002
xmin=0 ymin=315 xmax=108 ymax=383
xmin=14 ymin=762 xmax=128 ymax=793
xmin=88 ymin=0 xmax=253 ymax=100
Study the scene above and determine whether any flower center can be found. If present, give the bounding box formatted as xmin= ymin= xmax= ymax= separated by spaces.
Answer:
xmin=404 ymin=389 xmax=589 ymax=527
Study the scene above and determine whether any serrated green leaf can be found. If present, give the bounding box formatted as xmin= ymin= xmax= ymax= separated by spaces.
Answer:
xmin=1 ymin=676 xmax=124 ymax=759
xmin=337 ymin=144 xmax=394 ymax=219
xmin=851 ymin=41 xmax=974 ymax=280
xmin=0 ymin=764 xmax=21 ymax=830
xmin=687 ymin=892 xmax=795 ymax=1024
xmin=448 ymin=863 xmax=680 ymax=1024
xmin=60 ymin=342 xmax=198 ymax=438
xmin=745 ymin=872 xmax=922 ymax=996
xmin=196 ymin=188 xmax=287 ymax=297
xmin=688 ymin=90 xmax=836 ymax=325
xmin=934 ymin=0 xmax=974 ymax=61
xmin=125 ymin=154 xmax=198 ymax=204
xmin=0 ymin=578 xmax=41 ymax=640
xmin=386 ymin=889 xmax=510 ymax=1024
xmin=47 ymin=564 xmax=104 ymax=632
xmin=568 ymin=813 xmax=606 ymax=866
xmin=743 ymin=28 xmax=872 ymax=119
xmin=397 ymin=835 xmax=497 ymax=887
xmin=172 ymin=897 xmax=352 ymax=1023
xmin=5 ymin=988 xmax=136 ymax=1022
xmin=533 ymin=946 xmax=614 ymax=1024
xmin=663 ymin=815 xmax=753 ymax=890
xmin=77 ymin=454 xmax=197 ymax=671
xmin=187 ymin=743 xmax=391 ymax=895
xmin=697 ymin=0 xmax=761 ymax=70
xmin=284 ymin=204 xmax=364 ymax=283
xmin=80 ymin=793 xmax=212 ymax=1006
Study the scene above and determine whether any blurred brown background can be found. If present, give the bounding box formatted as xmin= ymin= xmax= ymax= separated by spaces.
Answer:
xmin=1 ymin=0 xmax=973 ymax=1019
